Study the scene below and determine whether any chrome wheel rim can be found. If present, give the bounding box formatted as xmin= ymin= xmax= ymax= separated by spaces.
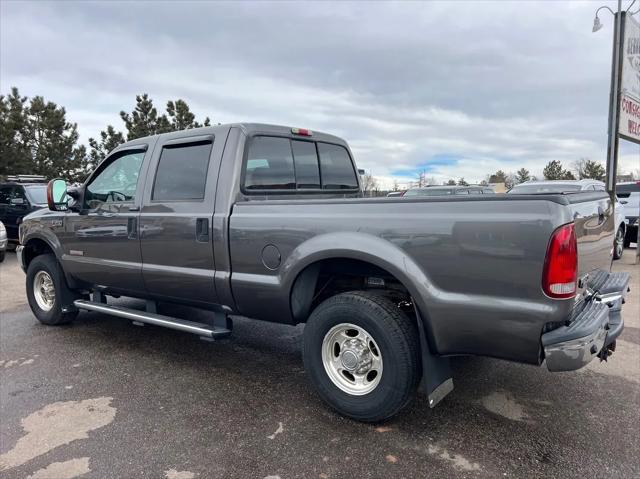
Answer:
xmin=615 ymin=228 xmax=624 ymax=257
xmin=33 ymin=270 xmax=55 ymax=311
xmin=321 ymin=323 xmax=383 ymax=396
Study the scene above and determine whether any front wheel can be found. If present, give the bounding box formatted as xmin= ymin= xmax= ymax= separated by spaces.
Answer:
xmin=26 ymin=254 xmax=78 ymax=325
xmin=303 ymin=291 xmax=420 ymax=422
xmin=613 ymin=226 xmax=625 ymax=260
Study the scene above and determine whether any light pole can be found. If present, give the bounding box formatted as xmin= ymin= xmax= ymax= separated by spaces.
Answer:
xmin=592 ymin=1 xmax=640 ymax=262
xmin=592 ymin=1 xmax=624 ymax=195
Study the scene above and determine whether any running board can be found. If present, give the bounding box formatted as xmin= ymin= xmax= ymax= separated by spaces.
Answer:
xmin=73 ymin=300 xmax=232 ymax=339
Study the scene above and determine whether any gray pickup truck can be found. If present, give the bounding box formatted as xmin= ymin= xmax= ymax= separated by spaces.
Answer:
xmin=17 ymin=123 xmax=630 ymax=421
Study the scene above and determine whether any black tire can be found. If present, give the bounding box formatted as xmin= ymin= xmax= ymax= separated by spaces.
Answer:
xmin=623 ymin=231 xmax=632 ymax=248
xmin=613 ymin=226 xmax=625 ymax=260
xmin=303 ymin=291 xmax=421 ymax=422
xmin=26 ymin=254 xmax=79 ymax=325
xmin=0 ymin=251 xmax=5 ymax=263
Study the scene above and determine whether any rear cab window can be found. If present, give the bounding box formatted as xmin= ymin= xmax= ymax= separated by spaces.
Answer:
xmin=243 ymin=136 xmax=358 ymax=193
xmin=153 ymin=140 xmax=213 ymax=201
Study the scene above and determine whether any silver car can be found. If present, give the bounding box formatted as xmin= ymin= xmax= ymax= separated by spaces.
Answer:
xmin=0 ymin=221 xmax=7 ymax=262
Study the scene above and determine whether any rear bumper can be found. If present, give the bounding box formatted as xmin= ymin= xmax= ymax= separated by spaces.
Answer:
xmin=542 ymin=271 xmax=630 ymax=372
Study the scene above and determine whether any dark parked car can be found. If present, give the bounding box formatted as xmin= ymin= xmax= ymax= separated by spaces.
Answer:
xmin=17 ymin=124 xmax=629 ymax=422
xmin=0 ymin=175 xmax=48 ymax=246
xmin=404 ymin=185 xmax=495 ymax=196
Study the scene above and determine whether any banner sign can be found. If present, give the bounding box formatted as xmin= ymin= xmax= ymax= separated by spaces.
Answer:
xmin=619 ymin=13 xmax=640 ymax=144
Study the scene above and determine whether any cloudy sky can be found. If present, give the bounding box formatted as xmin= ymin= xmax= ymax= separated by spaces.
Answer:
xmin=1 ymin=0 xmax=638 ymax=187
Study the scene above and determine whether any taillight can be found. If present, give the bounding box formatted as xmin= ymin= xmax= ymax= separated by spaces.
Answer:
xmin=542 ymin=223 xmax=577 ymax=299
xmin=291 ymin=127 xmax=312 ymax=137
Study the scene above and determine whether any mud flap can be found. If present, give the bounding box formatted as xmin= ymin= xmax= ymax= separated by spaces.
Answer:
xmin=414 ymin=305 xmax=453 ymax=408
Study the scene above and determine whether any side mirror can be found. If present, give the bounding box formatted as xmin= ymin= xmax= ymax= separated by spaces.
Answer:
xmin=47 ymin=179 xmax=69 ymax=211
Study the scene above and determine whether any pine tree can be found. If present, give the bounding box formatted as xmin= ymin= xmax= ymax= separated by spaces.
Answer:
xmin=119 ymin=94 xmax=169 ymax=141
xmin=166 ymin=99 xmax=211 ymax=131
xmin=581 ymin=160 xmax=606 ymax=181
xmin=0 ymin=88 xmax=88 ymax=181
xmin=488 ymin=170 xmax=507 ymax=184
xmin=0 ymin=88 xmax=31 ymax=176
xmin=87 ymin=125 xmax=125 ymax=171
xmin=515 ymin=168 xmax=531 ymax=184
xmin=543 ymin=160 xmax=574 ymax=180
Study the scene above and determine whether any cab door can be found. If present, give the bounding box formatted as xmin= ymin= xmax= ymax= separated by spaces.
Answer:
xmin=139 ymin=133 xmax=222 ymax=305
xmin=62 ymin=145 xmax=150 ymax=294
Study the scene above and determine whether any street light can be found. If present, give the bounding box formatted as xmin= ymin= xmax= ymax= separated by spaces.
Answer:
xmin=592 ymin=6 xmax=615 ymax=33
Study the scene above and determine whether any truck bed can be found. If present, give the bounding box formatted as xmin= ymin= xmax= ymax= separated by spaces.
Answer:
xmin=228 ymin=192 xmax=614 ymax=365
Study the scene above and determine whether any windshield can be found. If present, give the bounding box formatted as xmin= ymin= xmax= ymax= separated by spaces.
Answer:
xmin=404 ymin=188 xmax=454 ymax=196
xmin=508 ymin=184 xmax=582 ymax=194
xmin=24 ymin=185 xmax=47 ymax=204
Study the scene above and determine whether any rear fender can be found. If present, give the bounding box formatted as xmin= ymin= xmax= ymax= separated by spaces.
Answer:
xmin=282 ymin=232 xmax=440 ymax=351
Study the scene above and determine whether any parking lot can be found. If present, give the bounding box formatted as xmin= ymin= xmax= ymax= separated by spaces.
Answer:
xmin=0 ymin=250 xmax=638 ymax=479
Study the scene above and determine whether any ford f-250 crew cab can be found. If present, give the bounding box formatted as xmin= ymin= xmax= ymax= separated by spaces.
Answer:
xmin=17 ymin=123 xmax=631 ymax=422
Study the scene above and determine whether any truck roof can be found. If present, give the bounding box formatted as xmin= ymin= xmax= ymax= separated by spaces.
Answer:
xmin=116 ymin=123 xmax=348 ymax=150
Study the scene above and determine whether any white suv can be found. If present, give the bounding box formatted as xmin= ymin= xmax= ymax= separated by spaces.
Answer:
xmin=616 ymin=181 xmax=640 ymax=248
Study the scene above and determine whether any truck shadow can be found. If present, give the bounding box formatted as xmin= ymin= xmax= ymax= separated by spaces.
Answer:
xmin=63 ymin=298 xmax=639 ymax=478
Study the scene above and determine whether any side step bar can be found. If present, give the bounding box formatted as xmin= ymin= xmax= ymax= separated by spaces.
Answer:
xmin=73 ymin=300 xmax=232 ymax=339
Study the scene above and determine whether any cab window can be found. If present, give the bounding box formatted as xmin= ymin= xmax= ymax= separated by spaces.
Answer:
xmin=317 ymin=143 xmax=358 ymax=190
xmin=84 ymin=151 xmax=144 ymax=209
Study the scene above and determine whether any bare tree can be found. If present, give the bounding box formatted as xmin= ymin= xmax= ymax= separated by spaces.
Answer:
xmin=361 ymin=172 xmax=378 ymax=197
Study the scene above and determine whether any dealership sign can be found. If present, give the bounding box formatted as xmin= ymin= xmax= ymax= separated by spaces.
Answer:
xmin=619 ymin=13 xmax=640 ymax=144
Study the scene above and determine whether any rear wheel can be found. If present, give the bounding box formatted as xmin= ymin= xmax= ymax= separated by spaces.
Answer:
xmin=303 ymin=291 xmax=420 ymax=422
xmin=613 ymin=226 xmax=625 ymax=260
xmin=0 ymin=251 xmax=5 ymax=263
xmin=26 ymin=254 xmax=78 ymax=325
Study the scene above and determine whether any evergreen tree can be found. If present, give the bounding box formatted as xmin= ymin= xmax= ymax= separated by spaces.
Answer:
xmin=488 ymin=170 xmax=507 ymax=184
xmin=515 ymin=168 xmax=531 ymax=184
xmin=446 ymin=179 xmax=456 ymax=186
xmin=457 ymin=177 xmax=468 ymax=186
xmin=87 ymin=125 xmax=125 ymax=172
xmin=581 ymin=160 xmax=606 ymax=181
xmin=543 ymin=160 xmax=574 ymax=180
xmin=1 ymin=88 xmax=86 ymax=182
xmin=119 ymin=94 xmax=170 ymax=141
xmin=166 ymin=99 xmax=211 ymax=131
xmin=0 ymin=88 xmax=31 ymax=176
xmin=119 ymin=94 xmax=211 ymax=141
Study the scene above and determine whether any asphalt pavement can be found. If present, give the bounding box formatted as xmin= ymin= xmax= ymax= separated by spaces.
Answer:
xmin=1 ymin=251 xmax=639 ymax=479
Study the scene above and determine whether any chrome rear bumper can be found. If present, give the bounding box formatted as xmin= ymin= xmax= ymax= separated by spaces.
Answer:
xmin=542 ymin=271 xmax=630 ymax=372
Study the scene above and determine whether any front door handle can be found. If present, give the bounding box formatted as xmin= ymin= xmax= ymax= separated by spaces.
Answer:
xmin=196 ymin=218 xmax=209 ymax=243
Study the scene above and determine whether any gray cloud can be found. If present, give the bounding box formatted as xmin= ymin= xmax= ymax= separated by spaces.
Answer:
xmin=1 ymin=0 xmax=638 ymax=185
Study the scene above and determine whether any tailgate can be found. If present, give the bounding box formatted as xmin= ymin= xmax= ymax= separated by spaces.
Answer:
xmin=566 ymin=192 xmax=614 ymax=294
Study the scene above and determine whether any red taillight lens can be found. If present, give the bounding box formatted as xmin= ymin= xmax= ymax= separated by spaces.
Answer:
xmin=542 ymin=223 xmax=578 ymax=299
xmin=291 ymin=127 xmax=312 ymax=136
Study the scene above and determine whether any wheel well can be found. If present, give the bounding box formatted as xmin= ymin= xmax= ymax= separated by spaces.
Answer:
xmin=290 ymin=258 xmax=412 ymax=324
xmin=23 ymin=238 xmax=55 ymax=268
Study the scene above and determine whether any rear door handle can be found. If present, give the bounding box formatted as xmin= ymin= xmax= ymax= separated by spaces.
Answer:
xmin=127 ymin=217 xmax=138 ymax=239
xmin=196 ymin=218 xmax=209 ymax=243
